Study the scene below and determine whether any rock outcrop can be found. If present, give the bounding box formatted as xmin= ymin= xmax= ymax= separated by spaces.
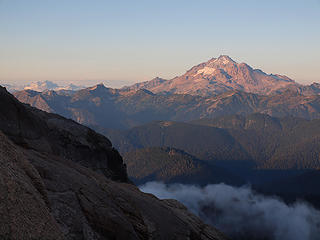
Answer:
xmin=0 ymin=86 xmax=128 ymax=182
xmin=0 ymin=86 xmax=227 ymax=240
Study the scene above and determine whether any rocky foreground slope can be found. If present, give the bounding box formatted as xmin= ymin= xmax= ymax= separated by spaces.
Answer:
xmin=0 ymin=86 xmax=227 ymax=240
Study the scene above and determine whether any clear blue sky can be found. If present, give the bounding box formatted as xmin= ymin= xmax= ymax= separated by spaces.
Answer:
xmin=0 ymin=0 xmax=319 ymax=87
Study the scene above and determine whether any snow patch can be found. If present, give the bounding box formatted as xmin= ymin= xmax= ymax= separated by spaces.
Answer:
xmin=197 ymin=67 xmax=217 ymax=75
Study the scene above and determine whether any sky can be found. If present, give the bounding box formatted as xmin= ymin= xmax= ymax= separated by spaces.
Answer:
xmin=0 ymin=0 xmax=319 ymax=87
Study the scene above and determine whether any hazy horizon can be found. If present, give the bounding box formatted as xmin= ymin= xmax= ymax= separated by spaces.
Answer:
xmin=1 ymin=0 xmax=319 ymax=88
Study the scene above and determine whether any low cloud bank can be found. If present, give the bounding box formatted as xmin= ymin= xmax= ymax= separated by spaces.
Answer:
xmin=140 ymin=182 xmax=320 ymax=240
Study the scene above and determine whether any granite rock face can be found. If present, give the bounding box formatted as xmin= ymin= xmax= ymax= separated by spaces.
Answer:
xmin=0 ymin=86 xmax=128 ymax=182
xmin=0 ymin=132 xmax=65 ymax=240
xmin=0 ymin=86 xmax=227 ymax=240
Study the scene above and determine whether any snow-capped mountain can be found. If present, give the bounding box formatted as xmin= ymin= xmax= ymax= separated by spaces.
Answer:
xmin=123 ymin=55 xmax=298 ymax=96
xmin=23 ymin=81 xmax=85 ymax=92
xmin=24 ymin=80 xmax=59 ymax=91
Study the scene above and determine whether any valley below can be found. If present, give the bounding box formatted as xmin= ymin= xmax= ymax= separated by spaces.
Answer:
xmin=140 ymin=182 xmax=320 ymax=240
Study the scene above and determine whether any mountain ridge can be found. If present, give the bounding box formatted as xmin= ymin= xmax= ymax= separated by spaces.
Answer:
xmin=13 ymin=84 xmax=320 ymax=130
xmin=103 ymin=114 xmax=320 ymax=171
xmin=123 ymin=146 xmax=245 ymax=186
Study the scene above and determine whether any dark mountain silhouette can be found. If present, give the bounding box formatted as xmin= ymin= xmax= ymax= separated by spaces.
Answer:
xmin=124 ymin=147 xmax=245 ymax=186
xmin=104 ymin=121 xmax=250 ymax=165
xmin=104 ymin=114 xmax=320 ymax=171
xmin=192 ymin=113 xmax=320 ymax=169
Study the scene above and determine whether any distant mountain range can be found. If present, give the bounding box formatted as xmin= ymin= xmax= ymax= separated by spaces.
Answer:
xmin=13 ymin=83 xmax=320 ymax=130
xmin=5 ymin=55 xmax=320 ymax=97
xmin=24 ymin=80 xmax=85 ymax=92
xmin=9 ymin=55 xmax=320 ymax=131
xmin=2 ymin=80 xmax=85 ymax=92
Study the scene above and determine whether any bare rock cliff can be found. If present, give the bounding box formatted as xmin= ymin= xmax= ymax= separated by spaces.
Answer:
xmin=0 ymin=86 xmax=228 ymax=240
